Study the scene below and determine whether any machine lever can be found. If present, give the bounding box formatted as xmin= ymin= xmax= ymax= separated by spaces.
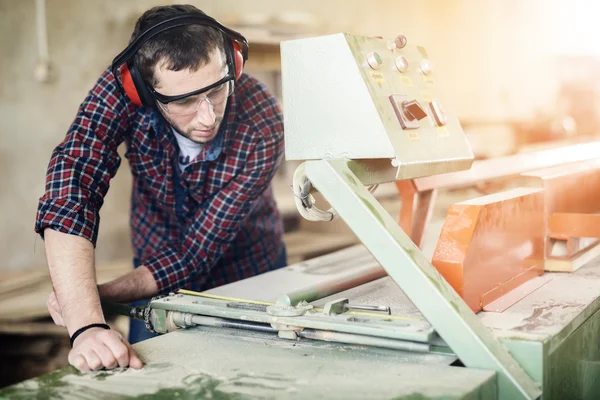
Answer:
xmin=345 ymin=304 xmax=391 ymax=315
xmin=324 ymin=298 xmax=391 ymax=315
xmin=402 ymin=100 xmax=428 ymax=121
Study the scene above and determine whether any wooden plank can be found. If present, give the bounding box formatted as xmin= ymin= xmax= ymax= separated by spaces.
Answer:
xmin=0 ymin=268 xmax=49 ymax=299
xmin=207 ymin=245 xmax=385 ymax=305
xmin=0 ymin=321 xmax=68 ymax=336
xmin=0 ymin=262 xmax=132 ymax=322
xmin=284 ymin=230 xmax=357 ymax=262
xmin=545 ymin=241 xmax=600 ymax=272
xmin=520 ymin=159 xmax=600 ymax=260
xmin=415 ymin=142 xmax=600 ymax=192
xmin=482 ymin=275 xmax=553 ymax=313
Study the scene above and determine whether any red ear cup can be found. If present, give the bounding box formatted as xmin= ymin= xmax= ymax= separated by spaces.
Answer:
xmin=119 ymin=64 xmax=143 ymax=106
xmin=232 ymin=41 xmax=244 ymax=81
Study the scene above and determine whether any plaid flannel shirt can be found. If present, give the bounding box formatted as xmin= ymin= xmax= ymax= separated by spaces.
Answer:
xmin=35 ymin=69 xmax=286 ymax=294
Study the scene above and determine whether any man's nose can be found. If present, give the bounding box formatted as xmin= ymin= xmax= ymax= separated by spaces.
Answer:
xmin=195 ymin=98 xmax=216 ymax=126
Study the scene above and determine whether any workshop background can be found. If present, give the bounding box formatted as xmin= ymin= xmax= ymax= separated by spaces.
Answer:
xmin=1 ymin=0 xmax=599 ymax=387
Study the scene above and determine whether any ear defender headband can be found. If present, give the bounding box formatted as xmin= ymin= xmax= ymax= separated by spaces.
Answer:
xmin=110 ymin=14 xmax=249 ymax=107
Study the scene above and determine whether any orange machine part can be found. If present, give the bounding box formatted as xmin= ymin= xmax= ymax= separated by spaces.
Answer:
xmin=432 ymin=188 xmax=545 ymax=312
xmin=396 ymin=180 xmax=436 ymax=248
xmin=520 ymin=159 xmax=600 ymax=259
xmin=549 ymin=213 xmax=600 ymax=240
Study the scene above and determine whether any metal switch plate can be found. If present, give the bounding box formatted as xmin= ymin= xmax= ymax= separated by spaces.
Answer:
xmin=281 ymin=33 xmax=474 ymax=177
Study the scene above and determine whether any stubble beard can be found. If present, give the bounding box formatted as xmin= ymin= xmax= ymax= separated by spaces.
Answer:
xmin=161 ymin=110 xmax=222 ymax=144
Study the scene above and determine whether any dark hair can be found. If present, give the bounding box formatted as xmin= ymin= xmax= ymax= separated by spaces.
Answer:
xmin=130 ymin=5 xmax=225 ymax=87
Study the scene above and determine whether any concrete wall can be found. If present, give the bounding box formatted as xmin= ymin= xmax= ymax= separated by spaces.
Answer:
xmin=0 ymin=0 xmax=575 ymax=272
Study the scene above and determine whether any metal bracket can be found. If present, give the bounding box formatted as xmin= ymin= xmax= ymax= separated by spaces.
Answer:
xmin=267 ymin=301 xmax=313 ymax=317
xmin=323 ymin=298 xmax=391 ymax=315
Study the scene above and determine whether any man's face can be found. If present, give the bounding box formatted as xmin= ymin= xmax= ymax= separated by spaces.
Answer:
xmin=153 ymin=48 xmax=230 ymax=144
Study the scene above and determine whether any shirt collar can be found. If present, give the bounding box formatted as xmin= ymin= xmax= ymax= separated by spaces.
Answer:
xmin=202 ymin=121 xmax=225 ymax=161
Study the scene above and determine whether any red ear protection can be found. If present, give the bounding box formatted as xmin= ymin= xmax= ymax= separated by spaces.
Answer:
xmin=233 ymin=41 xmax=244 ymax=81
xmin=119 ymin=64 xmax=143 ymax=106
xmin=111 ymin=14 xmax=249 ymax=108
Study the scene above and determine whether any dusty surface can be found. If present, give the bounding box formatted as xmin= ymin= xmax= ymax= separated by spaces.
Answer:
xmin=315 ymin=258 xmax=600 ymax=344
xmin=0 ymin=326 xmax=496 ymax=399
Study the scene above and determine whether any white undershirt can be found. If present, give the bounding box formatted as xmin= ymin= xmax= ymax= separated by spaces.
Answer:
xmin=172 ymin=127 xmax=206 ymax=172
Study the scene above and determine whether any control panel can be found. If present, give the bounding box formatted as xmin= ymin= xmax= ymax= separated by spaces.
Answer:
xmin=281 ymin=33 xmax=473 ymax=180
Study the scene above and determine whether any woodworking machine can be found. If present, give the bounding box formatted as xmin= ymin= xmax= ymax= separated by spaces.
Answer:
xmin=4 ymin=33 xmax=600 ymax=400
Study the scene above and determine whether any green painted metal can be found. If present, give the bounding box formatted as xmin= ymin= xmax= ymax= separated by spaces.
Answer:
xmin=151 ymin=307 xmax=168 ymax=334
xmin=545 ymin=308 xmax=600 ymax=399
xmin=150 ymin=294 xmax=434 ymax=343
xmin=0 ymin=327 xmax=497 ymax=399
xmin=500 ymin=339 xmax=544 ymax=386
xmin=500 ymin=307 xmax=600 ymax=400
xmin=303 ymin=159 xmax=541 ymax=400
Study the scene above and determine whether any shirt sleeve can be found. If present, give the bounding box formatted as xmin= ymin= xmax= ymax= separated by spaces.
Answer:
xmin=143 ymin=115 xmax=285 ymax=294
xmin=35 ymin=68 xmax=133 ymax=245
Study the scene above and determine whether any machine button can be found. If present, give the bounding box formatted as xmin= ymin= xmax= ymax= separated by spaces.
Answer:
xmin=394 ymin=35 xmax=407 ymax=49
xmin=395 ymin=56 xmax=409 ymax=73
xmin=367 ymin=52 xmax=383 ymax=69
xmin=402 ymin=100 xmax=428 ymax=121
xmin=429 ymin=101 xmax=447 ymax=126
xmin=420 ymin=59 xmax=433 ymax=76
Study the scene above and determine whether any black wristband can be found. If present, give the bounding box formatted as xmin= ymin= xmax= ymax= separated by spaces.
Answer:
xmin=70 ymin=323 xmax=110 ymax=347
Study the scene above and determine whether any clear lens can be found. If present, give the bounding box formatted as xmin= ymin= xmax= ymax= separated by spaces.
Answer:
xmin=165 ymin=80 xmax=234 ymax=116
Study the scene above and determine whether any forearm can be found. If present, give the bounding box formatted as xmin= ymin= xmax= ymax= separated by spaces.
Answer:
xmin=44 ymin=229 xmax=105 ymax=335
xmin=98 ymin=266 xmax=158 ymax=303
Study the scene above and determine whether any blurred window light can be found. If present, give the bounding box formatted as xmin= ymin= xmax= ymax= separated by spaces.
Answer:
xmin=551 ymin=0 xmax=600 ymax=55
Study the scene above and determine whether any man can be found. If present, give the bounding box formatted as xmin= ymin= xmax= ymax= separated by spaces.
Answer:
xmin=37 ymin=5 xmax=286 ymax=372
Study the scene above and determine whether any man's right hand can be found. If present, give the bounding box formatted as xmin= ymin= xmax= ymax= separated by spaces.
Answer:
xmin=48 ymin=290 xmax=144 ymax=372
xmin=68 ymin=327 xmax=143 ymax=372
